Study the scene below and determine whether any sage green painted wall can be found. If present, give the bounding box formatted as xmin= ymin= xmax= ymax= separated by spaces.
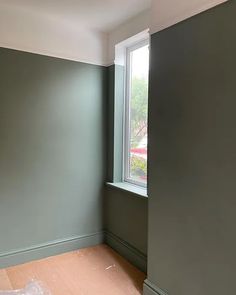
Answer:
xmin=105 ymin=187 xmax=148 ymax=256
xmin=147 ymin=1 xmax=236 ymax=294
xmin=107 ymin=64 xmax=125 ymax=183
xmin=107 ymin=65 xmax=115 ymax=182
xmin=0 ymin=48 xmax=107 ymax=258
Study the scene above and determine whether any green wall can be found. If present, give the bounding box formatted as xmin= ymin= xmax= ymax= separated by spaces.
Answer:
xmin=105 ymin=187 xmax=148 ymax=271
xmin=105 ymin=188 xmax=147 ymax=254
xmin=0 ymin=48 xmax=107 ymax=266
xmin=147 ymin=1 xmax=236 ymax=294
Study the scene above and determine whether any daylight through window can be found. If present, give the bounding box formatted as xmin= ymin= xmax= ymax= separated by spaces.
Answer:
xmin=124 ymin=39 xmax=149 ymax=187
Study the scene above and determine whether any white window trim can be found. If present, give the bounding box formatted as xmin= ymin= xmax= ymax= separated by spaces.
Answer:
xmin=123 ymin=37 xmax=149 ymax=188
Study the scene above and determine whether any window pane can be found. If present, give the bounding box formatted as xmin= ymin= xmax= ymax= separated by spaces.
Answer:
xmin=128 ymin=44 xmax=149 ymax=185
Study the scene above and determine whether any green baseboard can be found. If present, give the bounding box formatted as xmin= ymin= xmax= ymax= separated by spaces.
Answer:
xmin=143 ymin=280 xmax=168 ymax=295
xmin=104 ymin=230 xmax=147 ymax=273
xmin=0 ymin=230 xmax=147 ymax=276
xmin=0 ymin=231 xmax=104 ymax=269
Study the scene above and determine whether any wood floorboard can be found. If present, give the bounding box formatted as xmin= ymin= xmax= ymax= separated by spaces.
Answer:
xmin=0 ymin=269 xmax=13 ymax=290
xmin=1 ymin=244 xmax=145 ymax=295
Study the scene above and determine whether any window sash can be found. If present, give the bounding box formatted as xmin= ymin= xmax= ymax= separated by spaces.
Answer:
xmin=123 ymin=38 xmax=149 ymax=188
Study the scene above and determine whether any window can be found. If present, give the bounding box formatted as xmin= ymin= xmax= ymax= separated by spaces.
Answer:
xmin=123 ymin=39 xmax=149 ymax=187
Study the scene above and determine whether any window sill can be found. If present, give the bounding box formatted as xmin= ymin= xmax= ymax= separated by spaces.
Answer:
xmin=106 ymin=182 xmax=148 ymax=199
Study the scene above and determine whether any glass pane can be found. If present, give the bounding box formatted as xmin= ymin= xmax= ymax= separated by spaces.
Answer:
xmin=128 ymin=44 xmax=149 ymax=185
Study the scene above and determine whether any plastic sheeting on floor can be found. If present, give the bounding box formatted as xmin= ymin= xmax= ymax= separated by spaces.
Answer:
xmin=0 ymin=281 xmax=51 ymax=295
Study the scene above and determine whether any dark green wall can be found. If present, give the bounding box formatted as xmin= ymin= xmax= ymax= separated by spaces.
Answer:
xmin=105 ymin=187 xmax=148 ymax=272
xmin=0 ymin=48 xmax=107 ymax=265
xmin=147 ymin=1 xmax=236 ymax=294
xmin=105 ymin=186 xmax=148 ymax=253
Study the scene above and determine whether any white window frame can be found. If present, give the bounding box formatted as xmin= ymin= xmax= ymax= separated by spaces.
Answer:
xmin=123 ymin=38 xmax=149 ymax=188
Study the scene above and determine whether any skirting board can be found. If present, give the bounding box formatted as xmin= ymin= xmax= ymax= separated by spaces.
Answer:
xmin=105 ymin=231 xmax=147 ymax=273
xmin=0 ymin=231 xmax=104 ymax=269
xmin=143 ymin=280 xmax=169 ymax=295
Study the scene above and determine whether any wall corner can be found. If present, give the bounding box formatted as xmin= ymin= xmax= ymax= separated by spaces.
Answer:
xmin=143 ymin=279 xmax=168 ymax=295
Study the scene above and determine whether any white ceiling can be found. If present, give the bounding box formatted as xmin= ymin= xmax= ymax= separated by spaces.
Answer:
xmin=0 ymin=0 xmax=151 ymax=32
xmin=0 ymin=0 xmax=226 ymax=66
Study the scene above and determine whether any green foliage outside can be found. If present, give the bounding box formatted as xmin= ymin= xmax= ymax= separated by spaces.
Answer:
xmin=130 ymin=77 xmax=148 ymax=181
xmin=130 ymin=155 xmax=147 ymax=179
xmin=130 ymin=77 xmax=148 ymax=148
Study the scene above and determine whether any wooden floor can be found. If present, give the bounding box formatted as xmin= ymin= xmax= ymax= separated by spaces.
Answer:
xmin=0 ymin=244 xmax=146 ymax=295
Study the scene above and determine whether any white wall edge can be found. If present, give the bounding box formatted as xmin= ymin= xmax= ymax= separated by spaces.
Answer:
xmin=105 ymin=62 xmax=115 ymax=67
xmin=0 ymin=42 xmax=109 ymax=67
xmin=115 ymin=29 xmax=149 ymax=66
xmin=151 ymin=0 xmax=228 ymax=35
xmin=107 ymin=9 xmax=150 ymax=66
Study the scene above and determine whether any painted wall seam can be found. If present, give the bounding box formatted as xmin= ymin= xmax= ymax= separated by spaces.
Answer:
xmin=105 ymin=230 xmax=147 ymax=273
xmin=143 ymin=280 xmax=168 ymax=295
